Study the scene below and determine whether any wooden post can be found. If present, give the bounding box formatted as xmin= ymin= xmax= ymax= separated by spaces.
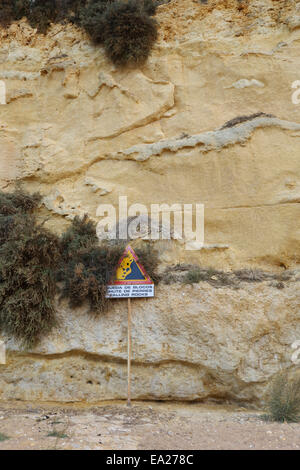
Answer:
xmin=127 ymin=297 xmax=132 ymax=407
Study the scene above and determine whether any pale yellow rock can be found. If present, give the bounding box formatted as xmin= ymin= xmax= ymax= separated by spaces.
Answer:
xmin=1 ymin=282 xmax=300 ymax=403
xmin=0 ymin=341 xmax=5 ymax=365
xmin=0 ymin=3 xmax=299 ymax=268
xmin=0 ymin=0 xmax=300 ymax=403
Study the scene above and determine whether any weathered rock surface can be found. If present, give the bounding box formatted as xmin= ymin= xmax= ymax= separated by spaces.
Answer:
xmin=0 ymin=0 xmax=300 ymax=404
xmin=1 ymin=282 xmax=299 ymax=403
xmin=0 ymin=0 xmax=300 ymax=268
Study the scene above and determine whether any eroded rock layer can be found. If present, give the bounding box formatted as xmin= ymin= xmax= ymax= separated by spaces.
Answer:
xmin=1 ymin=281 xmax=299 ymax=404
xmin=0 ymin=0 xmax=300 ymax=403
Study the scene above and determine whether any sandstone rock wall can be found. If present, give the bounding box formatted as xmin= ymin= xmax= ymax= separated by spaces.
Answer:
xmin=0 ymin=0 xmax=300 ymax=403
xmin=0 ymin=0 xmax=300 ymax=269
xmin=1 ymin=281 xmax=300 ymax=404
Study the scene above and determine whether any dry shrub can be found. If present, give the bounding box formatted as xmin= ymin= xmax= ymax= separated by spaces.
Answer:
xmin=264 ymin=372 xmax=300 ymax=423
xmin=57 ymin=219 xmax=160 ymax=312
xmin=83 ymin=0 xmax=158 ymax=66
xmin=0 ymin=190 xmax=60 ymax=348
xmin=134 ymin=243 xmax=160 ymax=284
xmin=184 ymin=267 xmax=218 ymax=284
xmin=57 ymin=242 xmax=124 ymax=313
xmin=0 ymin=0 xmax=160 ymax=66
xmin=0 ymin=191 xmax=161 ymax=346
xmin=60 ymin=214 xmax=98 ymax=259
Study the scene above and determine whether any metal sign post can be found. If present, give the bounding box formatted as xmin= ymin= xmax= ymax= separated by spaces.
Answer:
xmin=127 ymin=297 xmax=132 ymax=407
xmin=106 ymin=245 xmax=154 ymax=406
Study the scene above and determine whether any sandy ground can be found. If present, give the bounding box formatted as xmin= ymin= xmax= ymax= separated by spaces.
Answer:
xmin=0 ymin=401 xmax=299 ymax=450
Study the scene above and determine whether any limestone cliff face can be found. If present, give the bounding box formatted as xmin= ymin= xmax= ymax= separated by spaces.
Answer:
xmin=0 ymin=0 xmax=300 ymax=403
xmin=1 ymin=0 xmax=300 ymax=269
xmin=1 ymin=280 xmax=300 ymax=404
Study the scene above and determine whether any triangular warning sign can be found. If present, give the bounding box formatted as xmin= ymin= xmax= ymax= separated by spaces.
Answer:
xmin=110 ymin=245 xmax=153 ymax=285
xmin=107 ymin=245 xmax=154 ymax=298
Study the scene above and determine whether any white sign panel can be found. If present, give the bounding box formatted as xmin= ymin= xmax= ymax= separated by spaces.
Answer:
xmin=106 ymin=284 xmax=154 ymax=299
xmin=0 ymin=340 xmax=6 ymax=364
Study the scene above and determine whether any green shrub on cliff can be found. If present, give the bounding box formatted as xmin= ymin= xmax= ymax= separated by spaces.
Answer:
xmin=100 ymin=0 xmax=158 ymax=66
xmin=0 ymin=432 xmax=10 ymax=442
xmin=57 ymin=215 xmax=124 ymax=313
xmin=0 ymin=190 xmax=60 ymax=348
xmin=79 ymin=0 xmax=113 ymax=44
xmin=57 ymin=243 xmax=124 ymax=313
xmin=0 ymin=0 xmax=159 ymax=66
xmin=0 ymin=190 xmax=160 ymax=346
xmin=79 ymin=0 xmax=158 ymax=66
xmin=57 ymin=217 xmax=160 ymax=311
xmin=59 ymin=214 xmax=99 ymax=258
xmin=17 ymin=0 xmax=58 ymax=33
xmin=0 ymin=0 xmax=59 ymax=33
xmin=134 ymin=244 xmax=160 ymax=284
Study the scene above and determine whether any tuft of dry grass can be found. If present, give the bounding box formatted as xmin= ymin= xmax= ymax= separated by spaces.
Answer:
xmin=263 ymin=372 xmax=300 ymax=423
xmin=0 ymin=432 xmax=10 ymax=442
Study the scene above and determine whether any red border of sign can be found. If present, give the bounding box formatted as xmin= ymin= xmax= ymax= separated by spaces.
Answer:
xmin=108 ymin=245 xmax=153 ymax=286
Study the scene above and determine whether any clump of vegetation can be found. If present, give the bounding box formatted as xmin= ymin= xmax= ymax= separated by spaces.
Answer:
xmin=59 ymin=214 xmax=98 ymax=259
xmin=135 ymin=243 xmax=160 ymax=284
xmin=57 ymin=242 xmax=124 ymax=313
xmin=0 ymin=0 xmax=59 ymax=33
xmin=0 ymin=432 xmax=10 ymax=442
xmin=143 ymin=0 xmax=161 ymax=16
xmin=57 ymin=214 xmax=124 ymax=313
xmin=0 ymin=190 xmax=61 ymax=348
xmin=18 ymin=0 xmax=59 ymax=34
xmin=162 ymin=264 xmax=294 ymax=289
xmin=0 ymin=1 xmax=14 ymax=26
xmin=57 ymin=219 xmax=160 ymax=312
xmin=0 ymin=0 xmax=160 ymax=66
xmin=234 ymin=268 xmax=266 ymax=282
xmin=0 ymin=189 xmax=161 ymax=346
xmin=78 ymin=0 xmax=114 ymax=43
xmin=263 ymin=372 xmax=300 ymax=423
xmin=183 ymin=267 xmax=233 ymax=287
xmin=47 ymin=430 xmax=69 ymax=438
xmin=83 ymin=0 xmax=158 ymax=66
xmin=184 ymin=267 xmax=217 ymax=284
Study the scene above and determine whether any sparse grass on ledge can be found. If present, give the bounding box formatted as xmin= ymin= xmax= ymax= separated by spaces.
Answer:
xmin=183 ymin=267 xmax=219 ymax=285
xmin=0 ymin=432 xmax=10 ymax=442
xmin=47 ymin=430 xmax=69 ymax=439
xmin=161 ymin=264 xmax=296 ymax=289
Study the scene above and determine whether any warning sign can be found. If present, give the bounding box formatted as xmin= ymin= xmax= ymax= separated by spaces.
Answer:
xmin=106 ymin=245 xmax=154 ymax=298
